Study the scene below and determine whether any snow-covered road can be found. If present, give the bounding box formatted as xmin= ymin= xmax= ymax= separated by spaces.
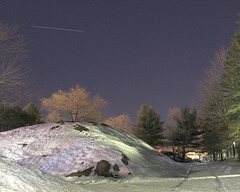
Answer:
xmin=83 ymin=160 xmax=240 ymax=192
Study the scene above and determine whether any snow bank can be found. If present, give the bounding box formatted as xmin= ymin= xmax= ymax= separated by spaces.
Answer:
xmin=0 ymin=156 xmax=91 ymax=192
xmin=0 ymin=122 xmax=187 ymax=181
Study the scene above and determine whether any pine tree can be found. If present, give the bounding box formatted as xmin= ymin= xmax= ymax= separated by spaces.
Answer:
xmin=200 ymin=89 xmax=229 ymax=160
xmin=173 ymin=107 xmax=200 ymax=162
xmin=197 ymin=47 xmax=229 ymax=160
xmin=224 ymin=14 xmax=240 ymax=155
xmin=133 ymin=104 xmax=165 ymax=147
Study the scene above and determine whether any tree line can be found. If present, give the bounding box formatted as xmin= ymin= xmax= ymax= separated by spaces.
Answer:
xmin=198 ymin=14 xmax=240 ymax=161
xmin=165 ymin=14 xmax=240 ymax=161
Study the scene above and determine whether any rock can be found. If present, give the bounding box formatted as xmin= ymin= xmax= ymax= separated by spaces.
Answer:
xmin=95 ymin=160 xmax=112 ymax=177
xmin=50 ymin=126 xmax=60 ymax=130
xmin=66 ymin=167 xmax=94 ymax=177
xmin=74 ymin=125 xmax=89 ymax=132
xmin=113 ymin=164 xmax=120 ymax=172
xmin=121 ymin=153 xmax=129 ymax=165
xmin=100 ymin=123 xmax=109 ymax=126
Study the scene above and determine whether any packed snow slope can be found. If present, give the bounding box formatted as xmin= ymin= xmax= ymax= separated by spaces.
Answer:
xmin=0 ymin=156 xmax=91 ymax=192
xmin=0 ymin=122 xmax=186 ymax=181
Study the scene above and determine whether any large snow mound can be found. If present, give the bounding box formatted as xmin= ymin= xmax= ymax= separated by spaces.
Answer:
xmin=0 ymin=122 xmax=186 ymax=179
xmin=0 ymin=156 xmax=91 ymax=192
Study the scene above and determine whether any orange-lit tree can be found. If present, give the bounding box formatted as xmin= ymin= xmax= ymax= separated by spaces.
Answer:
xmin=104 ymin=114 xmax=133 ymax=134
xmin=41 ymin=85 xmax=108 ymax=122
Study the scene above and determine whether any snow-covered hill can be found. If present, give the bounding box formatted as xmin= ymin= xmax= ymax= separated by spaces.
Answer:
xmin=0 ymin=122 xmax=187 ymax=191
xmin=0 ymin=156 xmax=91 ymax=192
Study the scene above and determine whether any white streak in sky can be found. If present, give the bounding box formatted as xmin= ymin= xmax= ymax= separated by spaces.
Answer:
xmin=31 ymin=25 xmax=83 ymax=33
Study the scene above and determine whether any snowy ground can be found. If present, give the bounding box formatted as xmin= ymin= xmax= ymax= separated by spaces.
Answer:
xmin=2 ymin=123 xmax=239 ymax=191
xmin=0 ymin=122 xmax=188 ymax=191
xmin=1 ymin=156 xmax=240 ymax=192
xmin=81 ymin=159 xmax=240 ymax=192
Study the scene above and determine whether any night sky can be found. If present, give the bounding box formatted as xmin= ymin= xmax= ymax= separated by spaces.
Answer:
xmin=1 ymin=0 xmax=240 ymax=122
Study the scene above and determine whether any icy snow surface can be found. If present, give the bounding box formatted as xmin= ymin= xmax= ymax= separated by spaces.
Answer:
xmin=0 ymin=122 xmax=187 ymax=191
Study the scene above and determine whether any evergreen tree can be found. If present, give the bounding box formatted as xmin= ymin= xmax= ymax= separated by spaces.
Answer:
xmin=133 ymin=104 xmax=165 ymax=147
xmin=23 ymin=102 xmax=43 ymax=124
xmin=167 ymin=128 xmax=180 ymax=161
xmin=0 ymin=105 xmax=26 ymax=132
xmin=197 ymin=46 xmax=230 ymax=160
xmin=200 ymin=89 xmax=229 ymax=160
xmin=173 ymin=107 xmax=200 ymax=162
xmin=224 ymin=14 xmax=240 ymax=155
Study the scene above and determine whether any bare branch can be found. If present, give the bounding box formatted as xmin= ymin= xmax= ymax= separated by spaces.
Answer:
xmin=198 ymin=46 xmax=227 ymax=100
xmin=0 ymin=22 xmax=26 ymax=59
xmin=0 ymin=21 xmax=28 ymax=104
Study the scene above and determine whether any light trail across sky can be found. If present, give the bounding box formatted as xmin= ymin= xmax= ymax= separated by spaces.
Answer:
xmin=31 ymin=25 xmax=83 ymax=33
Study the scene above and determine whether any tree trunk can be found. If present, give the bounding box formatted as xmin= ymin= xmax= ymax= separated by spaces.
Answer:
xmin=233 ymin=144 xmax=236 ymax=158
xmin=236 ymin=143 xmax=240 ymax=161
xmin=74 ymin=111 xmax=78 ymax=122
xmin=172 ymin=147 xmax=176 ymax=160
xmin=182 ymin=146 xmax=185 ymax=162
xmin=226 ymin=145 xmax=229 ymax=159
xmin=213 ymin=153 xmax=216 ymax=161
xmin=70 ymin=113 xmax=74 ymax=122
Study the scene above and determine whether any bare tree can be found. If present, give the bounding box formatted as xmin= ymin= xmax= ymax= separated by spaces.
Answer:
xmin=0 ymin=21 xmax=28 ymax=104
xmin=198 ymin=46 xmax=227 ymax=100
xmin=165 ymin=107 xmax=181 ymax=136
xmin=165 ymin=107 xmax=181 ymax=160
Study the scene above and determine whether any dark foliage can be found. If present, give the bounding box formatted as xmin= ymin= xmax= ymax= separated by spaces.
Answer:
xmin=0 ymin=103 xmax=42 ymax=132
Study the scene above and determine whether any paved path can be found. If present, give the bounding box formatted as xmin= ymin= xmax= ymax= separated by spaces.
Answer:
xmin=83 ymin=160 xmax=240 ymax=192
